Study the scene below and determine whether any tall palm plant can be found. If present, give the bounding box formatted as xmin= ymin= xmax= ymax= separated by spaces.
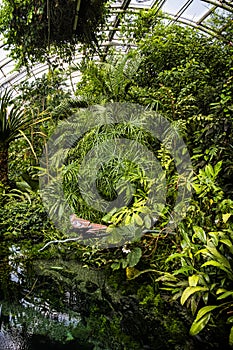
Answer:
xmin=0 ymin=89 xmax=30 ymax=185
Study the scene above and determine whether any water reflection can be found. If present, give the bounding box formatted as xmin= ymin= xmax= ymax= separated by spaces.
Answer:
xmin=0 ymin=244 xmax=88 ymax=349
xmin=0 ymin=241 xmax=230 ymax=349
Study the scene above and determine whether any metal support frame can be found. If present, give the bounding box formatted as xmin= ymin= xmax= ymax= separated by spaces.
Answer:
xmin=1 ymin=0 xmax=233 ymax=89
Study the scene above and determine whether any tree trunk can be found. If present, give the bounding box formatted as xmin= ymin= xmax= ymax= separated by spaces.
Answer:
xmin=0 ymin=145 xmax=9 ymax=185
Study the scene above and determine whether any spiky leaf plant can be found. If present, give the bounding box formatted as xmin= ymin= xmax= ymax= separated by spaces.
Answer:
xmin=0 ymin=89 xmax=30 ymax=184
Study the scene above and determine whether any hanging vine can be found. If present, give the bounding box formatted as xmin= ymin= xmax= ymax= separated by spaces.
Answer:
xmin=0 ymin=0 xmax=109 ymax=67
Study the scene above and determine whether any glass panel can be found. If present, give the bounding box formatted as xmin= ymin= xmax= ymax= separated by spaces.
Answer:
xmin=0 ymin=0 xmax=232 ymax=88
xmin=182 ymin=0 xmax=212 ymax=21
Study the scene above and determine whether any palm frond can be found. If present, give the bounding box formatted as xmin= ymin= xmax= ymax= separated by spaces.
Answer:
xmin=0 ymin=89 xmax=30 ymax=145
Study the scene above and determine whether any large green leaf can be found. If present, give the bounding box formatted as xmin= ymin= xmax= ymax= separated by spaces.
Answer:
xmin=216 ymin=291 xmax=233 ymax=300
xmin=133 ymin=213 xmax=143 ymax=226
xmin=194 ymin=305 xmax=219 ymax=321
xmin=144 ymin=214 xmax=152 ymax=229
xmin=206 ymin=247 xmax=231 ymax=269
xmin=222 ymin=213 xmax=231 ymax=223
xmin=181 ymin=286 xmax=209 ymax=305
xmin=193 ymin=226 xmax=206 ymax=243
xmin=173 ymin=266 xmax=195 ymax=275
xmin=201 ymin=260 xmax=233 ymax=278
xmin=127 ymin=247 xmax=142 ymax=267
xmin=220 ymin=238 xmax=233 ymax=250
xmin=190 ymin=313 xmax=212 ymax=336
xmin=165 ymin=252 xmax=185 ymax=263
xmin=190 ymin=305 xmax=219 ymax=336
xmin=188 ymin=275 xmax=199 ymax=287
xmin=155 ymin=272 xmax=179 ymax=282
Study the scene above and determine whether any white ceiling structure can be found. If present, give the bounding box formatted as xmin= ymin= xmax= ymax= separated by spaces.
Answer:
xmin=0 ymin=0 xmax=232 ymax=91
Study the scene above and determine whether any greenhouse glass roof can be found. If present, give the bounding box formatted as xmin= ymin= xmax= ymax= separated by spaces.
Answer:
xmin=0 ymin=0 xmax=232 ymax=90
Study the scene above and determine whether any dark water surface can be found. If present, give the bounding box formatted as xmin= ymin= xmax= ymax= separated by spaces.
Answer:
xmin=0 ymin=242 xmax=232 ymax=350
xmin=0 ymin=243 xmax=91 ymax=349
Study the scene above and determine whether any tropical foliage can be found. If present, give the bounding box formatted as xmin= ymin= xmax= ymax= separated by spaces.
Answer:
xmin=0 ymin=7 xmax=233 ymax=349
xmin=0 ymin=89 xmax=31 ymax=184
xmin=0 ymin=0 xmax=109 ymax=67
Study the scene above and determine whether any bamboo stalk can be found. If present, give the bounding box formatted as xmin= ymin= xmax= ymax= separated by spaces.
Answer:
xmin=73 ymin=0 xmax=82 ymax=31
xmin=47 ymin=0 xmax=51 ymax=48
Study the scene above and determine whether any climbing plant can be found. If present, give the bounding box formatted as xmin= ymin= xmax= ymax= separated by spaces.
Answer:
xmin=0 ymin=0 xmax=109 ymax=67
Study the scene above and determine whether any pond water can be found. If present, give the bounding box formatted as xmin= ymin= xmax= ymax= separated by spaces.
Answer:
xmin=0 ymin=242 xmax=231 ymax=350
xmin=0 ymin=243 xmax=91 ymax=349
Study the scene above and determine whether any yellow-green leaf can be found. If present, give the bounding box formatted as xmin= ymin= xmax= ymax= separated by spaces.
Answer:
xmin=206 ymin=247 xmax=231 ymax=269
xmin=190 ymin=313 xmax=211 ymax=336
xmin=193 ymin=226 xmax=206 ymax=243
xmin=229 ymin=326 xmax=233 ymax=346
xmin=202 ymin=292 xmax=209 ymax=305
xmin=220 ymin=238 xmax=233 ymax=249
xmin=181 ymin=286 xmax=209 ymax=305
xmin=188 ymin=275 xmax=199 ymax=287
xmin=50 ymin=266 xmax=63 ymax=270
xmin=216 ymin=288 xmax=227 ymax=294
xmin=134 ymin=213 xmax=143 ymax=226
xmin=125 ymin=214 xmax=132 ymax=225
xmin=223 ymin=213 xmax=231 ymax=223
xmin=201 ymin=260 xmax=232 ymax=275
xmin=144 ymin=215 xmax=152 ymax=229
xmin=126 ymin=266 xmax=140 ymax=280
xmin=194 ymin=305 xmax=219 ymax=322
xmin=217 ymin=291 xmax=233 ymax=300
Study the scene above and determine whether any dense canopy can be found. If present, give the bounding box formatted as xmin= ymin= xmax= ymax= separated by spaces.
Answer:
xmin=0 ymin=0 xmax=233 ymax=90
xmin=0 ymin=1 xmax=233 ymax=349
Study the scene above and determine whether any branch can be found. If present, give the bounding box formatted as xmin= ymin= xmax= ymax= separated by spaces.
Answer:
xmin=38 ymin=229 xmax=166 ymax=252
xmin=39 ymin=236 xmax=83 ymax=252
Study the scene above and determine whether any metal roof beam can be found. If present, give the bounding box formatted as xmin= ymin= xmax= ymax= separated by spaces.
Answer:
xmin=196 ymin=5 xmax=217 ymax=24
xmin=169 ymin=14 xmax=232 ymax=44
xmin=203 ymin=0 xmax=233 ymax=13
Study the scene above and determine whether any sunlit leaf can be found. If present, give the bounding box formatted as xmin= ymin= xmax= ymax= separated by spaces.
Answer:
xmin=193 ymin=226 xmax=206 ymax=243
xmin=193 ymin=305 xmax=219 ymax=322
xmin=188 ymin=275 xmax=199 ymax=287
xmin=217 ymin=291 xmax=233 ymax=300
xmin=190 ymin=313 xmax=211 ymax=336
xmin=222 ymin=213 xmax=231 ymax=223
xmin=201 ymin=260 xmax=233 ymax=277
xmin=126 ymin=266 xmax=140 ymax=279
xmin=181 ymin=286 xmax=209 ymax=305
